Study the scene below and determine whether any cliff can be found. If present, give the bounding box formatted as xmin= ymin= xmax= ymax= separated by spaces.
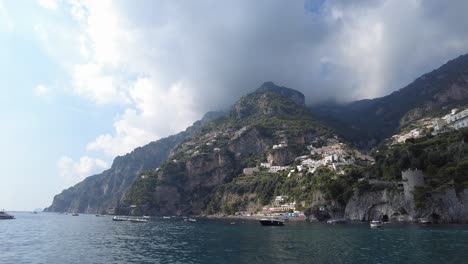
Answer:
xmin=45 ymin=111 xmax=224 ymax=214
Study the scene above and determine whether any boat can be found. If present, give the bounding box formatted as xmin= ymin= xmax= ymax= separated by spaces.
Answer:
xmin=418 ymin=218 xmax=432 ymax=225
xmin=162 ymin=216 xmax=171 ymax=219
xmin=72 ymin=213 xmax=79 ymax=216
xmin=142 ymin=215 xmax=151 ymax=219
xmin=129 ymin=218 xmax=148 ymax=223
xmin=370 ymin=220 xmax=383 ymax=228
xmin=188 ymin=218 xmax=197 ymax=222
xmin=326 ymin=219 xmax=347 ymax=225
xmin=259 ymin=218 xmax=285 ymax=226
xmin=112 ymin=216 xmax=128 ymax=221
xmin=31 ymin=211 xmax=38 ymax=214
xmin=0 ymin=211 xmax=15 ymax=220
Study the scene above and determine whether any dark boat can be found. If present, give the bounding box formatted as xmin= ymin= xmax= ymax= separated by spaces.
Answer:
xmin=0 ymin=211 xmax=15 ymax=220
xmin=259 ymin=218 xmax=285 ymax=226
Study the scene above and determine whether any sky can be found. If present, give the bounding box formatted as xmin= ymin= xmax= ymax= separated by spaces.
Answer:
xmin=1 ymin=0 xmax=468 ymax=211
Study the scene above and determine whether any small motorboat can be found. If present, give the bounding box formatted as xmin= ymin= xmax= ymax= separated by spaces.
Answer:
xmin=370 ymin=220 xmax=383 ymax=228
xmin=142 ymin=215 xmax=151 ymax=219
xmin=259 ymin=218 xmax=285 ymax=226
xmin=112 ymin=216 xmax=128 ymax=221
xmin=162 ymin=216 xmax=171 ymax=219
xmin=72 ymin=213 xmax=79 ymax=216
xmin=418 ymin=218 xmax=432 ymax=225
xmin=326 ymin=219 xmax=347 ymax=225
xmin=129 ymin=218 xmax=148 ymax=223
xmin=0 ymin=211 xmax=15 ymax=220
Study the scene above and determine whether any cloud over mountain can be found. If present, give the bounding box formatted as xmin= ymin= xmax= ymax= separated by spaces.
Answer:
xmin=42 ymin=0 xmax=468 ymax=157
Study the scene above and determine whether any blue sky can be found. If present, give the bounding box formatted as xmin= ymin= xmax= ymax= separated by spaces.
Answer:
xmin=1 ymin=0 xmax=468 ymax=211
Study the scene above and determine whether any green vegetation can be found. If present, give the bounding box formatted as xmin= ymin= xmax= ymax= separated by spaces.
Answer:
xmin=370 ymin=128 xmax=468 ymax=192
xmin=207 ymin=165 xmax=365 ymax=214
xmin=125 ymin=170 xmax=159 ymax=207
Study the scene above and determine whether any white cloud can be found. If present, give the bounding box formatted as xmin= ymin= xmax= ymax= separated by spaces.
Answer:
xmin=34 ymin=84 xmax=51 ymax=97
xmin=38 ymin=0 xmax=58 ymax=10
xmin=57 ymin=156 xmax=109 ymax=186
xmin=87 ymin=78 xmax=197 ymax=156
xmin=72 ymin=63 xmax=129 ymax=105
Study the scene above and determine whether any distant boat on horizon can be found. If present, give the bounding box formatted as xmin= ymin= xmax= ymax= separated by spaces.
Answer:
xmin=0 ymin=210 xmax=15 ymax=220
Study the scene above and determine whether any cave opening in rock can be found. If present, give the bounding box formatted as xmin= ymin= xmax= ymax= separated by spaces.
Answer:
xmin=382 ymin=214 xmax=389 ymax=222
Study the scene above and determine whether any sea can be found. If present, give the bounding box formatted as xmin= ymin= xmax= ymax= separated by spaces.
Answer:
xmin=1 ymin=212 xmax=468 ymax=264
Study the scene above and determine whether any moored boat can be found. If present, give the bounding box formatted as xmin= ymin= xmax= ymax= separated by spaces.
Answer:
xmin=259 ymin=218 xmax=285 ymax=226
xmin=418 ymin=218 xmax=432 ymax=225
xmin=72 ymin=213 xmax=79 ymax=216
xmin=112 ymin=216 xmax=128 ymax=221
xmin=326 ymin=219 xmax=347 ymax=225
xmin=162 ymin=216 xmax=171 ymax=219
xmin=370 ymin=220 xmax=383 ymax=228
xmin=0 ymin=210 xmax=15 ymax=220
xmin=129 ymin=218 xmax=148 ymax=223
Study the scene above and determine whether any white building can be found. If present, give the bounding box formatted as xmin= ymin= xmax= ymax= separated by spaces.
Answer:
xmin=433 ymin=108 xmax=468 ymax=135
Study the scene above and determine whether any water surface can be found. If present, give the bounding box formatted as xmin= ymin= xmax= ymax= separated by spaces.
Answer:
xmin=2 ymin=212 xmax=468 ymax=263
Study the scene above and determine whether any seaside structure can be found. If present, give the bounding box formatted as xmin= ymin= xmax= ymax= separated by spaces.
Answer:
xmin=401 ymin=169 xmax=425 ymax=201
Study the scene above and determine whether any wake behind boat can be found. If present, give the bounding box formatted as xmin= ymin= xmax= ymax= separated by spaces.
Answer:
xmin=0 ymin=210 xmax=15 ymax=220
xmin=259 ymin=218 xmax=285 ymax=226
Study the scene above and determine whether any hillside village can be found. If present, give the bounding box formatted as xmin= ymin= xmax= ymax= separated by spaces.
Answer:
xmin=391 ymin=107 xmax=468 ymax=144
xmin=239 ymin=137 xmax=374 ymax=216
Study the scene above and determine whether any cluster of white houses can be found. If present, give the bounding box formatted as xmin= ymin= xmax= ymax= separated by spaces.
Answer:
xmin=432 ymin=108 xmax=468 ymax=135
xmin=244 ymin=138 xmax=367 ymax=178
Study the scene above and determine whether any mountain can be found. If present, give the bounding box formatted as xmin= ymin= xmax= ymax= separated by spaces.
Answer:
xmin=45 ymin=111 xmax=224 ymax=214
xmin=123 ymin=82 xmax=366 ymax=216
xmin=311 ymin=54 xmax=468 ymax=149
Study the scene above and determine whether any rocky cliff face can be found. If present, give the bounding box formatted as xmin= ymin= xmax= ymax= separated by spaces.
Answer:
xmin=45 ymin=112 xmax=224 ymax=214
xmin=345 ymin=188 xmax=468 ymax=223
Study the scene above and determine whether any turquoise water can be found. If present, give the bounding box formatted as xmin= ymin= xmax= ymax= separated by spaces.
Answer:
xmin=1 ymin=212 xmax=468 ymax=264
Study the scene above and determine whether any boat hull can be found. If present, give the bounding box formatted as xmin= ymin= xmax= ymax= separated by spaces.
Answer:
xmin=259 ymin=219 xmax=285 ymax=226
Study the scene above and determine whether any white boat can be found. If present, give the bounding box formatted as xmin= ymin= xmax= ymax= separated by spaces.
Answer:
xmin=142 ymin=215 xmax=151 ymax=219
xmin=326 ymin=219 xmax=346 ymax=225
xmin=129 ymin=218 xmax=148 ymax=223
xmin=162 ymin=216 xmax=171 ymax=219
xmin=370 ymin=220 xmax=383 ymax=228
xmin=0 ymin=211 xmax=15 ymax=220
xmin=112 ymin=216 xmax=128 ymax=221
xmin=188 ymin=218 xmax=197 ymax=222
xmin=418 ymin=218 xmax=432 ymax=224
